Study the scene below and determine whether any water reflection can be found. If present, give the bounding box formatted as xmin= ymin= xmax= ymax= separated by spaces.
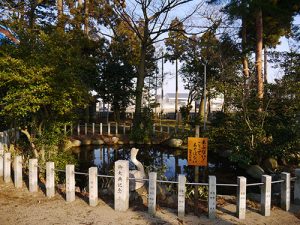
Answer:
xmin=73 ymin=145 xmax=244 ymax=185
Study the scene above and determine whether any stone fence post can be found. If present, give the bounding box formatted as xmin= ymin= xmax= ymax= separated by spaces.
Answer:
xmin=4 ymin=152 xmax=11 ymax=183
xmin=89 ymin=167 xmax=98 ymax=206
xmin=261 ymin=175 xmax=271 ymax=216
xmin=114 ymin=160 xmax=129 ymax=211
xmin=14 ymin=156 xmax=22 ymax=188
xmin=29 ymin=158 xmax=38 ymax=192
xmin=66 ymin=164 xmax=75 ymax=202
xmin=46 ymin=162 xmax=55 ymax=198
xmin=148 ymin=172 xmax=157 ymax=215
xmin=0 ymin=149 xmax=3 ymax=177
xmin=208 ymin=176 xmax=216 ymax=219
xmin=294 ymin=168 xmax=300 ymax=205
xmin=237 ymin=176 xmax=246 ymax=219
xmin=281 ymin=172 xmax=290 ymax=211
xmin=178 ymin=174 xmax=186 ymax=218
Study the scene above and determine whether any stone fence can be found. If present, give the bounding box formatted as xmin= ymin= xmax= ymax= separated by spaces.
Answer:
xmin=0 ymin=148 xmax=300 ymax=220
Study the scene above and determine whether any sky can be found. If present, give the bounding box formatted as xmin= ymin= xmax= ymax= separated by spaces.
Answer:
xmin=160 ymin=14 xmax=300 ymax=95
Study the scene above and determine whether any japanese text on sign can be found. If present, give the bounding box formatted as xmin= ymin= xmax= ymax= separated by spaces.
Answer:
xmin=188 ymin=137 xmax=208 ymax=166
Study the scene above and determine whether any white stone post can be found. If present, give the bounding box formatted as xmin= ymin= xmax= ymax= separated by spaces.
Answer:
xmin=85 ymin=123 xmax=88 ymax=135
xmin=4 ymin=152 xmax=11 ymax=183
xmin=208 ymin=176 xmax=217 ymax=219
xmin=178 ymin=174 xmax=186 ymax=218
xmin=29 ymin=158 xmax=38 ymax=192
xmin=14 ymin=156 xmax=22 ymax=188
xmin=89 ymin=167 xmax=98 ymax=206
xmin=115 ymin=123 xmax=118 ymax=135
xmin=148 ymin=172 xmax=157 ymax=215
xmin=281 ymin=172 xmax=290 ymax=211
xmin=66 ymin=164 xmax=75 ymax=202
xmin=100 ymin=123 xmax=103 ymax=135
xmin=294 ymin=168 xmax=300 ymax=204
xmin=108 ymin=123 xmax=111 ymax=135
xmin=92 ymin=123 xmax=95 ymax=135
xmin=77 ymin=124 xmax=80 ymax=136
xmin=237 ymin=176 xmax=246 ymax=219
xmin=46 ymin=162 xmax=55 ymax=198
xmin=0 ymin=149 xmax=3 ymax=177
xmin=261 ymin=175 xmax=271 ymax=216
xmin=114 ymin=160 xmax=129 ymax=211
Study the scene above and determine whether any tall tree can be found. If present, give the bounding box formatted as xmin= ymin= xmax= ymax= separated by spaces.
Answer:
xmin=165 ymin=18 xmax=187 ymax=123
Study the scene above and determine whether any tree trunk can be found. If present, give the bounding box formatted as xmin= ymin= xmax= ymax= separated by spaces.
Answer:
xmin=242 ymin=17 xmax=250 ymax=98
xmin=84 ymin=0 xmax=89 ymax=35
xmin=21 ymin=129 xmax=39 ymax=159
xmin=255 ymin=8 xmax=264 ymax=110
xmin=133 ymin=45 xmax=146 ymax=129
xmin=175 ymin=58 xmax=178 ymax=123
xmin=264 ymin=47 xmax=268 ymax=84
xmin=199 ymin=95 xmax=204 ymax=122
xmin=57 ymin=0 xmax=64 ymax=28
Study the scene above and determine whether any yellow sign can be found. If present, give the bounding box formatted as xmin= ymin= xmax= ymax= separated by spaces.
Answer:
xmin=188 ymin=137 xmax=208 ymax=166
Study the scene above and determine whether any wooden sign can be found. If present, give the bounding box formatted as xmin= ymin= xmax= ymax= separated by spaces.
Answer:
xmin=188 ymin=137 xmax=208 ymax=166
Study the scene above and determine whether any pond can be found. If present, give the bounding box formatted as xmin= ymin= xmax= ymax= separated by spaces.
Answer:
xmin=72 ymin=144 xmax=249 ymax=194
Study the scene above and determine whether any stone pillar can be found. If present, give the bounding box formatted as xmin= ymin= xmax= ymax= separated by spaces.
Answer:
xmin=66 ymin=164 xmax=75 ymax=202
xmin=46 ymin=162 xmax=55 ymax=198
xmin=178 ymin=174 xmax=186 ymax=218
xmin=114 ymin=160 xmax=129 ymax=211
xmin=0 ymin=149 xmax=3 ymax=177
xmin=4 ymin=152 xmax=11 ymax=183
xmin=100 ymin=123 xmax=103 ymax=135
xmin=85 ymin=123 xmax=88 ymax=135
xmin=115 ymin=123 xmax=118 ymax=135
xmin=29 ymin=158 xmax=38 ymax=192
xmin=237 ymin=176 xmax=246 ymax=219
xmin=148 ymin=172 xmax=157 ymax=215
xmin=294 ymin=168 xmax=300 ymax=204
xmin=208 ymin=176 xmax=216 ymax=219
xmin=281 ymin=172 xmax=290 ymax=211
xmin=77 ymin=124 xmax=80 ymax=136
xmin=14 ymin=156 xmax=22 ymax=188
xmin=108 ymin=123 xmax=111 ymax=135
xmin=92 ymin=123 xmax=95 ymax=135
xmin=89 ymin=167 xmax=98 ymax=206
xmin=261 ymin=175 xmax=271 ymax=216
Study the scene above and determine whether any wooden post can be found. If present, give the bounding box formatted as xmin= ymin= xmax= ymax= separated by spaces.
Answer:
xmin=46 ymin=162 xmax=55 ymax=198
xmin=208 ymin=176 xmax=216 ymax=219
xmin=178 ymin=174 xmax=186 ymax=218
xmin=29 ymin=158 xmax=38 ymax=192
xmin=100 ymin=123 xmax=103 ymax=135
xmin=148 ymin=172 xmax=157 ymax=215
xmin=261 ymin=175 xmax=271 ymax=216
xmin=14 ymin=156 xmax=22 ymax=188
xmin=114 ymin=160 xmax=129 ymax=211
xmin=89 ymin=167 xmax=98 ymax=206
xmin=108 ymin=123 xmax=111 ymax=135
xmin=237 ymin=176 xmax=247 ymax=219
xmin=123 ymin=123 xmax=126 ymax=135
xmin=4 ymin=152 xmax=11 ymax=183
xmin=66 ymin=165 xmax=75 ymax=202
xmin=281 ymin=172 xmax=290 ymax=211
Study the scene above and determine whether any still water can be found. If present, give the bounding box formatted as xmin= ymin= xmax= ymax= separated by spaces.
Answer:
xmin=72 ymin=145 xmax=246 ymax=185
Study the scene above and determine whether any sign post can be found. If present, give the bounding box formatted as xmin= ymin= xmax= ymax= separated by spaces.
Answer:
xmin=188 ymin=137 xmax=208 ymax=167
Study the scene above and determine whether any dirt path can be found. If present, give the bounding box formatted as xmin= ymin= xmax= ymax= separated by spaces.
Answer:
xmin=0 ymin=180 xmax=299 ymax=225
